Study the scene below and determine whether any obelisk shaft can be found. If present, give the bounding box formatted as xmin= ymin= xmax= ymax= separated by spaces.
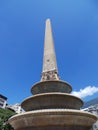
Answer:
xmin=41 ymin=19 xmax=59 ymax=81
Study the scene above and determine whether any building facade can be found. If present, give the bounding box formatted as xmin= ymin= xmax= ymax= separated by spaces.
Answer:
xmin=7 ymin=103 xmax=23 ymax=113
xmin=82 ymin=104 xmax=98 ymax=130
xmin=0 ymin=94 xmax=7 ymax=108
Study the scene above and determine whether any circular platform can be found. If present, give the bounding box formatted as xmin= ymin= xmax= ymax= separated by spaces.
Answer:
xmin=21 ymin=93 xmax=83 ymax=111
xmin=31 ymin=80 xmax=72 ymax=95
xmin=9 ymin=109 xmax=97 ymax=130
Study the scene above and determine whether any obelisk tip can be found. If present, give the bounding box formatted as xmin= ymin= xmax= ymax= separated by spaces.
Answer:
xmin=46 ymin=18 xmax=51 ymax=23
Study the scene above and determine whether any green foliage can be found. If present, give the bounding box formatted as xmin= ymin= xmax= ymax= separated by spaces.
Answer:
xmin=0 ymin=108 xmax=16 ymax=130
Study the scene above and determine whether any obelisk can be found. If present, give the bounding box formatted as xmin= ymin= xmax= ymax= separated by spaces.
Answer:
xmin=41 ymin=19 xmax=59 ymax=81
xmin=9 ymin=19 xmax=97 ymax=130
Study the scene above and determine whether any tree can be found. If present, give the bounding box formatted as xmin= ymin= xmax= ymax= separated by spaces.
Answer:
xmin=0 ymin=108 xmax=16 ymax=130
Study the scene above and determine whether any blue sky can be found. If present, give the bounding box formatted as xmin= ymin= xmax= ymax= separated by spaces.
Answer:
xmin=0 ymin=0 xmax=98 ymax=105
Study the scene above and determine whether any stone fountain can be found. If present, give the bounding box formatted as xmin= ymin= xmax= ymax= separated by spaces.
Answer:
xmin=9 ymin=19 xmax=97 ymax=130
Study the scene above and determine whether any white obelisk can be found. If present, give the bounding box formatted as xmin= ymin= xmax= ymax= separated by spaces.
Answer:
xmin=41 ymin=19 xmax=59 ymax=81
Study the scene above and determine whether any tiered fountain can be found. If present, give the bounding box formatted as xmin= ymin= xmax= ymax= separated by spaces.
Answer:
xmin=9 ymin=19 xmax=97 ymax=130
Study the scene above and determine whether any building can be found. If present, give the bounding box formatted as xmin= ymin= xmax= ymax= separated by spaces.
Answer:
xmin=82 ymin=104 xmax=98 ymax=130
xmin=0 ymin=94 xmax=7 ymax=108
xmin=7 ymin=103 xmax=23 ymax=113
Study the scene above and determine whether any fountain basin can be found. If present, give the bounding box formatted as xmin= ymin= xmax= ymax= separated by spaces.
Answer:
xmin=21 ymin=93 xmax=83 ymax=111
xmin=9 ymin=109 xmax=97 ymax=130
xmin=31 ymin=80 xmax=72 ymax=95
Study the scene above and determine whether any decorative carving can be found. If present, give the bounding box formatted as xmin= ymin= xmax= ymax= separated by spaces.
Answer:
xmin=41 ymin=70 xmax=60 ymax=81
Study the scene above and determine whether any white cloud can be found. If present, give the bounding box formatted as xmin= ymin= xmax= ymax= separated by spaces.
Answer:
xmin=72 ymin=86 xmax=98 ymax=98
